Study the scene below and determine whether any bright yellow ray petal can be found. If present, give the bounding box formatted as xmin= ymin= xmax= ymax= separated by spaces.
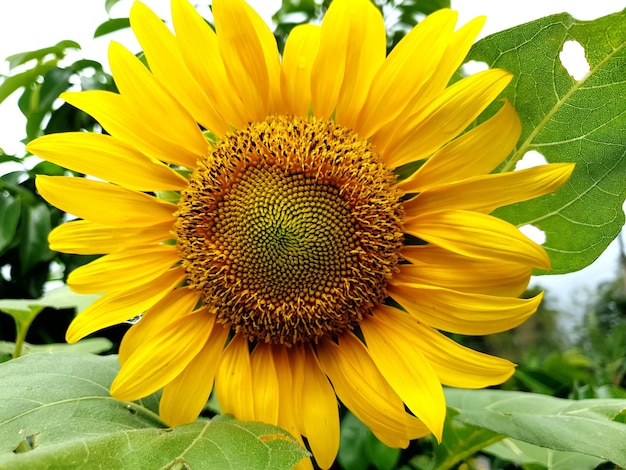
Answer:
xmin=160 ymin=316 xmax=230 ymax=427
xmin=388 ymin=283 xmax=543 ymax=335
xmin=281 ymin=24 xmax=321 ymax=117
xmin=118 ymin=286 xmax=201 ymax=365
xmin=355 ymin=9 xmax=457 ymax=137
xmin=107 ymin=41 xmax=210 ymax=157
xmin=271 ymin=346 xmax=301 ymax=442
xmin=378 ymin=68 xmax=512 ymax=168
xmin=404 ymin=163 xmax=575 ymax=215
xmin=67 ymin=245 xmax=180 ymax=294
xmin=26 ymin=133 xmax=186 ymax=192
xmin=213 ymin=0 xmax=281 ymax=119
xmin=111 ymin=310 xmax=212 ymax=401
xmin=360 ymin=310 xmax=445 ymax=441
xmin=48 ymin=220 xmax=172 ymax=255
xmin=397 ymin=247 xmax=531 ymax=297
xmin=318 ymin=335 xmax=430 ymax=447
xmin=311 ymin=0 xmax=384 ymax=122
xmin=288 ymin=345 xmax=306 ymax=433
xmin=375 ymin=305 xmax=515 ymax=388
xmin=404 ymin=210 xmax=550 ymax=269
xmin=60 ymin=90 xmax=201 ymax=168
xmin=398 ymin=100 xmax=521 ymax=192
xmin=66 ymin=267 xmax=185 ymax=343
xmin=36 ymin=176 xmax=176 ymax=228
xmin=250 ymin=343 xmax=280 ymax=425
xmin=171 ymin=0 xmax=248 ymax=129
xmin=415 ymin=16 xmax=486 ymax=105
xmin=301 ymin=346 xmax=339 ymax=470
xmin=214 ymin=333 xmax=255 ymax=422
xmin=129 ymin=2 xmax=228 ymax=136
xmin=333 ymin=0 xmax=386 ymax=128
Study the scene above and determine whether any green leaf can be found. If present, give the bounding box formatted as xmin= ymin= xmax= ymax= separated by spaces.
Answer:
xmin=5 ymin=40 xmax=80 ymax=70
xmin=0 ymin=338 xmax=113 ymax=357
xmin=485 ymin=438 xmax=605 ymax=470
xmin=0 ymin=61 xmax=58 ymax=105
xmin=445 ymin=388 xmax=626 ymax=467
xmin=0 ymin=353 xmax=308 ymax=469
xmin=0 ymin=192 xmax=21 ymax=254
xmin=18 ymin=202 xmax=53 ymax=274
xmin=470 ymin=10 xmax=626 ymax=274
xmin=94 ymin=17 xmax=131 ymax=38
xmin=337 ymin=412 xmax=400 ymax=470
xmin=428 ymin=409 xmax=502 ymax=470
xmin=0 ymin=285 xmax=101 ymax=358
xmin=104 ymin=0 xmax=123 ymax=15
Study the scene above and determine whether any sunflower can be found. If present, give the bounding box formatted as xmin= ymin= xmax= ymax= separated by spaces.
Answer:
xmin=28 ymin=0 xmax=573 ymax=467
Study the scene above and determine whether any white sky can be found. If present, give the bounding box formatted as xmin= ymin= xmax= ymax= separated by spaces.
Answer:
xmin=0 ymin=0 xmax=625 ymax=319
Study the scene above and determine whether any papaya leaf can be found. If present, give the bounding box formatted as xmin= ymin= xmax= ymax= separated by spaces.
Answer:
xmin=0 ymin=352 xmax=307 ymax=469
xmin=470 ymin=10 xmax=626 ymax=274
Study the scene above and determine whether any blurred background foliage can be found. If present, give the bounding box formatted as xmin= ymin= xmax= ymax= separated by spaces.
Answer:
xmin=1 ymin=0 xmax=625 ymax=469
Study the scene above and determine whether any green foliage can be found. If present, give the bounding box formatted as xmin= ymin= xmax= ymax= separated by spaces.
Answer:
xmin=337 ymin=412 xmax=401 ymax=470
xmin=470 ymin=10 xmax=626 ymax=274
xmin=0 ymin=352 xmax=308 ymax=469
xmin=445 ymin=388 xmax=626 ymax=467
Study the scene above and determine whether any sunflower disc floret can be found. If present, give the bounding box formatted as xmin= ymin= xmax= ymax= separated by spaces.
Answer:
xmin=176 ymin=115 xmax=404 ymax=345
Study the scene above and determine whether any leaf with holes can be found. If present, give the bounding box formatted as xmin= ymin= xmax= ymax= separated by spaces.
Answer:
xmin=0 ymin=352 xmax=308 ymax=469
xmin=469 ymin=9 xmax=626 ymax=274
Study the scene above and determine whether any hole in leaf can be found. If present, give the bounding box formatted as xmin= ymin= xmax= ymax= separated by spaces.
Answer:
xmin=461 ymin=60 xmax=489 ymax=76
xmin=519 ymin=224 xmax=546 ymax=245
xmin=515 ymin=150 xmax=548 ymax=170
xmin=559 ymin=40 xmax=590 ymax=80
xmin=12 ymin=433 xmax=39 ymax=453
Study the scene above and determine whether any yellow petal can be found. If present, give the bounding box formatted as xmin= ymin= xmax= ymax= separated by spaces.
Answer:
xmin=355 ymin=9 xmax=457 ymax=137
xmin=60 ymin=90 xmax=201 ymax=168
xmin=333 ymin=0 xmax=386 ymax=128
xmin=271 ymin=345 xmax=301 ymax=442
xmin=404 ymin=163 xmax=575 ymax=215
xmin=65 ymin=267 xmax=185 ymax=343
xmin=375 ymin=304 xmax=515 ymax=388
xmin=288 ymin=345 xmax=306 ymax=433
xmin=26 ymin=133 xmax=187 ymax=192
xmin=398 ymin=100 xmax=521 ymax=192
xmin=213 ymin=0 xmax=281 ymax=119
xmin=281 ymin=24 xmax=321 ymax=117
xmin=67 ymin=245 xmax=180 ymax=294
xmin=379 ymin=68 xmax=512 ymax=168
xmin=36 ymin=176 xmax=176 ymax=228
xmin=404 ymin=209 xmax=550 ymax=269
xmin=214 ymin=333 xmax=255 ymax=422
xmin=49 ymin=220 xmax=172 ymax=255
xmin=118 ymin=286 xmax=201 ymax=365
xmin=111 ymin=309 xmax=212 ymax=401
xmin=301 ymin=346 xmax=339 ymax=470
xmin=171 ymin=0 xmax=248 ymax=129
xmin=250 ymin=343 xmax=280 ymax=425
xmin=160 ymin=316 xmax=229 ymax=426
xmin=398 ymin=246 xmax=531 ymax=297
xmin=130 ymin=1 xmax=228 ymax=136
xmin=318 ymin=335 xmax=430 ymax=447
xmin=415 ymin=15 xmax=486 ymax=106
xmin=388 ymin=283 xmax=543 ymax=335
xmin=360 ymin=310 xmax=445 ymax=441
xmin=311 ymin=0 xmax=384 ymax=121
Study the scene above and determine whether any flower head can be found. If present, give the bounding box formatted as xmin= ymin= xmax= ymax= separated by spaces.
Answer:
xmin=28 ymin=0 xmax=573 ymax=467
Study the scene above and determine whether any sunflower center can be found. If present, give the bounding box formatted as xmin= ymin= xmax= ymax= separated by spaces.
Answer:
xmin=175 ymin=115 xmax=404 ymax=345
